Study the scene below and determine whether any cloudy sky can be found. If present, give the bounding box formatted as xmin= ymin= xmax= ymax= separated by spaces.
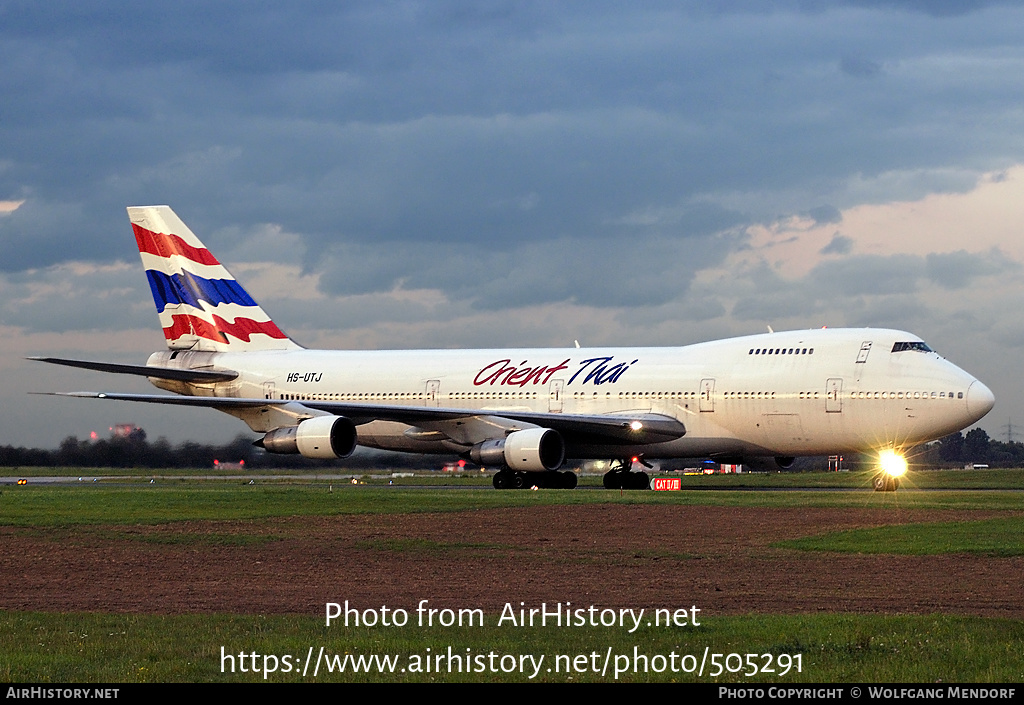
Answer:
xmin=3 ymin=0 xmax=1023 ymax=448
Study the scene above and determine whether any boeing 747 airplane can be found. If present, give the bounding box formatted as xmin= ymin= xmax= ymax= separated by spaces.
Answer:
xmin=34 ymin=206 xmax=995 ymax=490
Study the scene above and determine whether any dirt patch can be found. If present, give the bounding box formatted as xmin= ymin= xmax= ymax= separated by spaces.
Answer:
xmin=1 ymin=505 xmax=1020 ymax=617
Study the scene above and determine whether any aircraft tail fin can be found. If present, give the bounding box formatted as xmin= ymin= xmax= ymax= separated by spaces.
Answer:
xmin=128 ymin=205 xmax=302 ymax=352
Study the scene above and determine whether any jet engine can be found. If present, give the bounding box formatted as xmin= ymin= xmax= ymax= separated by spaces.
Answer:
xmin=260 ymin=416 xmax=357 ymax=459
xmin=469 ymin=428 xmax=565 ymax=472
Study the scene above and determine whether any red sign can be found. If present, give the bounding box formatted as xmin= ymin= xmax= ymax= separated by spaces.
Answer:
xmin=652 ymin=477 xmax=681 ymax=491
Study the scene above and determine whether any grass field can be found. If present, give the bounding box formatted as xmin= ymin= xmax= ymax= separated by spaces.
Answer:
xmin=1 ymin=467 xmax=1022 ymax=683
xmin=778 ymin=516 xmax=1024 ymax=556
xmin=2 ymin=611 xmax=1021 ymax=683
xmin=3 ymin=484 xmax=1024 ymax=528
xmin=5 ymin=465 xmax=1024 ymax=490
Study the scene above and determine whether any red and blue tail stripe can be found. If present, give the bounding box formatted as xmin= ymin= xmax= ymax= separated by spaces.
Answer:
xmin=128 ymin=205 xmax=300 ymax=352
xmin=145 ymin=270 xmax=258 ymax=313
xmin=133 ymin=225 xmax=220 ymax=266
xmin=162 ymin=313 xmax=290 ymax=344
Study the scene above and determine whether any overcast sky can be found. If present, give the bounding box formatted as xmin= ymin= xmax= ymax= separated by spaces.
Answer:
xmin=3 ymin=1 xmax=1024 ymax=449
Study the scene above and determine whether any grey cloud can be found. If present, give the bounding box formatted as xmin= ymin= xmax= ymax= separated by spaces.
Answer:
xmin=664 ymin=296 xmax=728 ymax=323
xmin=0 ymin=264 xmax=153 ymax=333
xmin=266 ymin=292 xmax=471 ymax=335
xmin=729 ymin=264 xmax=823 ymax=321
xmin=925 ymin=249 xmax=1018 ymax=290
xmin=2 ymin=1 xmax=1023 ymax=275
xmin=617 ymin=298 xmax=729 ymax=331
xmin=0 ymin=196 xmax=175 ymax=274
xmin=731 ymin=249 xmax=1020 ymax=330
xmin=732 ymin=288 xmax=822 ymax=321
xmin=840 ymin=56 xmax=883 ymax=78
xmin=730 ymin=252 xmax=941 ymax=323
xmin=809 ymin=254 xmax=924 ymax=296
xmin=820 ymin=233 xmax=853 ymax=255
xmin=839 ymin=1 xmax=1007 ymax=18
xmin=317 ymin=228 xmax=738 ymax=311
xmin=841 ymin=294 xmax=932 ymax=329
xmin=808 ymin=205 xmax=843 ymax=225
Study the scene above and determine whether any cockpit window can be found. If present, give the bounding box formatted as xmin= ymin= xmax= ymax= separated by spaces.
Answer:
xmin=891 ymin=341 xmax=933 ymax=353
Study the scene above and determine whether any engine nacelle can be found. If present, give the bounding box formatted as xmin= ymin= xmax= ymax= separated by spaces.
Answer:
xmin=774 ymin=456 xmax=796 ymax=470
xmin=261 ymin=416 xmax=357 ymax=459
xmin=470 ymin=428 xmax=565 ymax=472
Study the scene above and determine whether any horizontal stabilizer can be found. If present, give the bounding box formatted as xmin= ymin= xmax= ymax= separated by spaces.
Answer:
xmin=28 ymin=357 xmax=238 ymax=383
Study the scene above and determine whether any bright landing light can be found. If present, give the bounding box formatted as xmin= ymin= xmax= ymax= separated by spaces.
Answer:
xmin=879 ymin=449 xmax=908 ymax=477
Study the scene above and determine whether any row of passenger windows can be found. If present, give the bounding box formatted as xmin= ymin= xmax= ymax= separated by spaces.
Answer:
xmin=449 ymin=391 xmax=538 ymax=400
xmin=718 ymin=390 xmax=964 ymax=400
xmin=850 ymin=390 xmax=963 ymax=400
xmin=748 ymin=347 xmax=814 ymax=355
xmin=276 ymin=389 xmax=965 ymax=403
xmin=279 ymin=392 xmax=427 ymax=401
xmin=571 ymin=391 xmax=701 ymax=399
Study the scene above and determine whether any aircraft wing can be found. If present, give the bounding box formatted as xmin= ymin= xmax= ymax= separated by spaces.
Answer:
xmin=49 ymin=392 xmax=686 ymax=446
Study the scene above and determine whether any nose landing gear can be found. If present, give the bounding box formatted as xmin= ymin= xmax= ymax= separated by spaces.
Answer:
xmin=872 ymin=474 xmax=901 ymax=492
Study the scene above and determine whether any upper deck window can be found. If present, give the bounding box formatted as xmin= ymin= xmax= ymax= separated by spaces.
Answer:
xmin=892 ymin=341 xmax=933 ymax=353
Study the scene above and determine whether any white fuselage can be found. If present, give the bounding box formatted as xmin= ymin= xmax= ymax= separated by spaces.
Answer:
xmin=147 ymin=327 xmax=993 ymax=461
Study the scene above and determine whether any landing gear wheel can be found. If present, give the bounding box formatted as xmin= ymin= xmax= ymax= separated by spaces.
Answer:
xmin=602 ymin=466 xmax=650 ymax=490
xmin=603 ymin=459 xmax=627 ymax=489
xmin=493 ymin=470 xmax=526 ymax=489
xmin=495 ymin=470 xmax=575 ymax=489
xmin=873 ymin=474 xmax=900 ymax=492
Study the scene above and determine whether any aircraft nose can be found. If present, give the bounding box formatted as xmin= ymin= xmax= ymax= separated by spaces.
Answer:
xmin=966 ymin=380 xmax=995 ymax=422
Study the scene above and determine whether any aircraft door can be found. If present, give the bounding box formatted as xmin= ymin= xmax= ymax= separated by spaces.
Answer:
xmin=855 ymin=341 xmax=872 ymax=382
xmin=425 ymin=379 xmax=440 ymax=407
xmin=700 ymin=378 xmax=715 ymax=412
xmin=826 ymin=378 xmax=843 ymax=413
xmin=549 ymin=379 xmax=564 ymax=413
xmin=263 ymin=381 xmax=276 ymax=400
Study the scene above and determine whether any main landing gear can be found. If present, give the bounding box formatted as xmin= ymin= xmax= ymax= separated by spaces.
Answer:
xmin=492 ymin=469 xmax=578 ymax=490
xmin=602 ymin=459 xmax=650 ymax=490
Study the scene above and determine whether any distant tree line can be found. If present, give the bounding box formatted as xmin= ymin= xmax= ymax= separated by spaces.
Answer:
xmin=782 ymin=428 xmax=1018 ymax=469
xmin=0 ymin=430 xmax=451 ymax=470
xmin=1 ymin=426 xmax=1015 ymax=470
xmin=929 ymin=428 xmax=1024 ymax=466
